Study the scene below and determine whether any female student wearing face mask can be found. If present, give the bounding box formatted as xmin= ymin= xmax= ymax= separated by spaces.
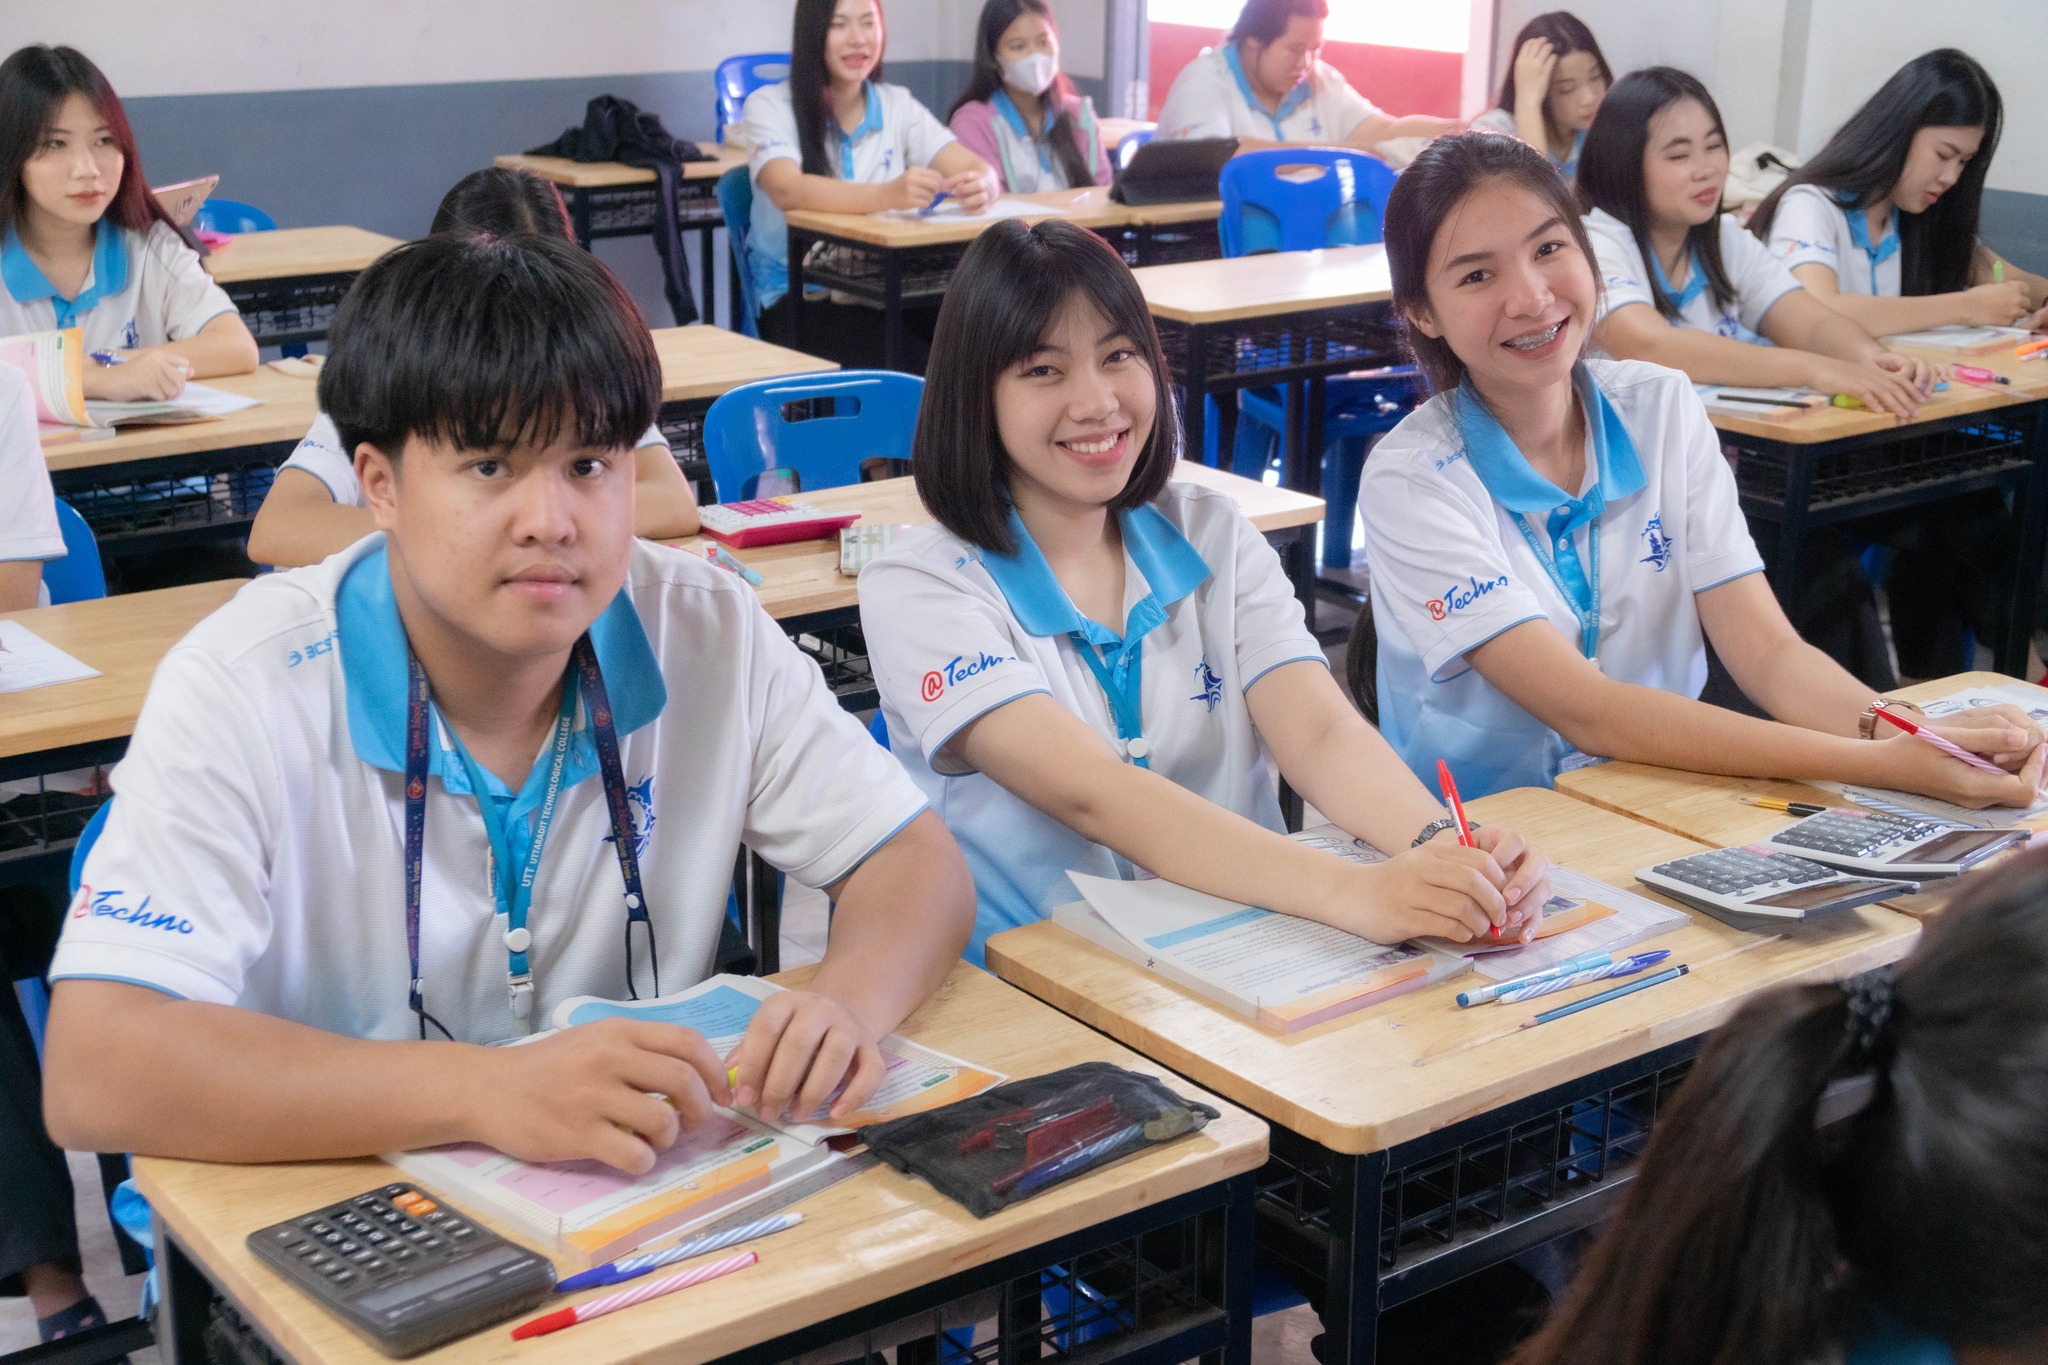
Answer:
xmin=1468 ymin=12 xmax=1611 ymax=182
xmin=947 ymin=0 xmax=1112 ymax=193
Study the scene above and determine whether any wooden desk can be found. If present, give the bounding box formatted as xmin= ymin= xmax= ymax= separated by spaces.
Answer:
xmin=1553 ymin=670 xmax=2041 ymax=918
xmin=645 ymin=325 xmax=837 ymax=496
xmin=1708 ymin=350 xmax=2048 ymax=675
xmin=495 ymin=149 xmax=750 ymax=329
xmin=985 ymin=786 xmax=1919 ymax=1364
xmin=203 ymin=227 xmax=404 ymax=350
xmin=1132 ymin=245 xmax=1397 ymax=501
xmin=136 ymin=964 xmax=1268 ymax=1365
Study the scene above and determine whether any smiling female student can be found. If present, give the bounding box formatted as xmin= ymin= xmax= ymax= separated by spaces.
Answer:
xmin=1506 ymin=850 xmax=2048 ymax=1365
xmin=0 ymin=45 xmax=255 ymax=402
xmin=1468 ymin=12 xmax=1611 ymax=182
xmin=947 ymin=0 xmax=1112 ymax=194
xmin=1577 ymin=68 xmax=1934 ymax=419
xmin=739 ymin=0 xmax=996 ymax=367
xmin=1354 ymin=132 xmax=2043 ymax=805
xmin=857 ymin=218 xmax=1551 ymax=967
xmin=246 ymin=167 xmax=698 ymax=568
xmin=1154 ymin=0 xmax=1462 ymax=154
xmin=1752 ymin=49 xmax=2048 ymax=336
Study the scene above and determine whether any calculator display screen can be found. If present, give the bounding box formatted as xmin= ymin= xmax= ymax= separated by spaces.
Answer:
xmin=356 ymin=1245 xmax=525 ymax=1312
xmin=1889 ymin=829 xmax=2015 ymax=865
xmin=1752 ymin=879 xmax=1896 ymax=910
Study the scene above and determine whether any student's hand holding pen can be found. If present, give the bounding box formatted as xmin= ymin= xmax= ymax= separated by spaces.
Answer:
xmin=1331 ymin=831 xmax=1548 ymax=946
xmin=723 ymin=987 xmax=884 ymax=1126
xmin=947 ymin=169 xmax=994 ymax=214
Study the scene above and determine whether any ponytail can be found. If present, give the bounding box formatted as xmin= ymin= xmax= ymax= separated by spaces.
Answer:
xmin=1511 ymin=848 xmax=2048 ymax=1365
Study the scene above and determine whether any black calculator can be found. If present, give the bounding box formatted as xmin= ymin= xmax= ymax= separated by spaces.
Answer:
xmin=1636 ymin=846 xmax=1916 ymax=925
xmin=246 ymin=1183 xmax=554 ymax=1357
xmin=1754 ymin=808 xmax=2027 ymax=879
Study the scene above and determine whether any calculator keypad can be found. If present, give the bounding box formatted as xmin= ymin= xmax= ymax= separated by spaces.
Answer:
xmin=255 ymin=1185 xmax=484 ymax=1298
xmin=1648 ymin=847 xmax=1838 ymax=896
xmin=1768 ymin=810 xmax=1950 ymax=859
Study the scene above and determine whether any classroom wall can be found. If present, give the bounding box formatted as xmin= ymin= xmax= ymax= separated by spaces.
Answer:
xmin=0 ymin=0 xmax=1111 ymax=326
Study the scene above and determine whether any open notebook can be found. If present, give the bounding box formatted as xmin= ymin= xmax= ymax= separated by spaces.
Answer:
xmin=389 ymin=976 xmax=1004 ymax=1268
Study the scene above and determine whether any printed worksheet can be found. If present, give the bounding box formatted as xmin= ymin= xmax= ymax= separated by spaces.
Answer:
xmin=0 ymin=621 xmax=99 ymax=694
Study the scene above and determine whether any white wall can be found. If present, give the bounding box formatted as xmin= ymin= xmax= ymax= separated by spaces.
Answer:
xmin=1490 ymin=0 xmax=2048 ymax=194
xmin=0 ymin=0 xmax=1107 ymax=95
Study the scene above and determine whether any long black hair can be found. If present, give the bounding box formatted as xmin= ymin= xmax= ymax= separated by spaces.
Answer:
xmin=789 ymin=0 xmax=887 ymax=178
xmin=1494 ymin=12 xmax=1612 ymax=143
xmin=1576 ymin=67 xmax=1736 ymax=321
xmin=428 ymin=167 xmax=572 ymax=238
xmin=946 ymin=0 xmax=1093 ymax=191
xmin=0 ymin=45 xmax=186 ymax=247
xmin=1507 ymin=850 xmax=2048 ymax=1365
xmin=914 ymin=219 xmax=1180 ymax=554
xmin=1750 ymin=50 xmax=2000 ymax=297
xmin=1228 ymin=0 xmax=1327 ymax=45
xmin=1385 ymin=132 xmax=1602 ymax=394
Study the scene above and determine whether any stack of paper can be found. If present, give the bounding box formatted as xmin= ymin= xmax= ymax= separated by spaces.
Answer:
xmin=1880 ymin=325 xmax=2033 ymax=353
xmin=0 ymin=621 xmax=100 ymax=695
xmin=85 ymin=381 xmax=260 ymax=428
xmin=882 ymin=197 xmax=1072 ymax=222
xmin=1694 ymin=384 xmax=1826 ymax=420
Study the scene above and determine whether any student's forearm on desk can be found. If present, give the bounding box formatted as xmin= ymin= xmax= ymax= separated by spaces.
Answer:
xmin=1349 ymin=114 xmax=1460 ymax=147
xmin=160 ymin=312 xmax=261 ymax=378
xmin=632 ymin=444 xmax=700 ymax=540
xmin=1594 ymin=309 xmax=1824 ymax=388
xmin=246 ymin=470 xmax=374 ymax=567
xmin=0 ymin=560 xmax=41 ymax=612
xmin=1790 ymin=275 xmax=1974 ymax=336
xmin=812 ymin=810 xmax=972 ymax=1040
xmin=1697 ymin=573 xmax=1873 ymax=735
xmin=756 ymin=164 xmax=897 ymax=215
xmin=1242 ymin=660 xmax=1445 ymax=850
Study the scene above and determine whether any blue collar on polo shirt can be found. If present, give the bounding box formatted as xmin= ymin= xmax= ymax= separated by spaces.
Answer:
xmin=1838 ymin=192 xmax=1900 ymax=271
xmin=980 ymin=502 xmax=1211 ymax=663
xmin=1455 ymin=369 xmax=1646 ymax=538
xmin=1 ymin=223 xmax=128 ymax=329
xmin=833 ymin=83 xmax=887 ymax=179
xmin=337 ymin=543 xmax=666 ymax=801
xmin=1647 ymin=240 xmax=1708 ymax=313
xmin=1224 ymin=41 xmax=1311 ymax=124
xmin=1555 ymin=130 xmax=1585 ymax=181
xmin=992 ymin=87 xmax=1035 ymax=139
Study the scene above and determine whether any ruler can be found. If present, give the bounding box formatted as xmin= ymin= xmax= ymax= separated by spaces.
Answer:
xmin=685 ymin=1150 xmax=881 ymax=1240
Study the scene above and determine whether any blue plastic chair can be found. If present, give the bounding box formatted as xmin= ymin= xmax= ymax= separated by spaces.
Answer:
xmin=1215 ymin=149 xmax=1420 ymax=571
xmin=193 ymin=198 xmax=277 ymax=235
xmin=42 ymin=498 xmax=107 ymax=605
xmin=715 ymin=53 xmax=791 ymax=144
xmin=716 ymin=166 xmax=762 ymax=338
xmin=1116 ymin=128 xmax=1154 ymax=171
xmin=703 ymin=371 xmax=924 ymax=503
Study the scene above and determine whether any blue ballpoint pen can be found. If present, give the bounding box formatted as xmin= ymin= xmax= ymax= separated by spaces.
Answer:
xmin=1455 ymin=950 xmax=1614 ymax=1007
xmin=553 ymin=1212 xmax=804 ymax=1292
xmin=1493 ymin=950 xmax=1672 ymax=1006
xmin=1520 ymin=965 xmax=1688 ymax=1029
xmin=88 ymin=350 xmax=127 ymax=366
xmin=919 ymin=190 xmax=952 ymax=217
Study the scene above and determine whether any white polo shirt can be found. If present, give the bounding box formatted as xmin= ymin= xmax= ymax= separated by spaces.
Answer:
xmin=50 ymin=537 xmax=927 ymax=1043
xmin=0 ymin=363 xmax=63 ymax=578
xmin=739 ymin=80 xmax=957 ymax=311
xmin=1585 ymin=207 xmax=1803 ymax=342
xmin=857 ymin=482 xmax=1325 ymax=965
xmin=1359 ymin=359 xmax=1765 ymax=797
xmin=1155 ymin=42 xmax=1380 ymax=145
xmin=1468 ymin=106 xmax=1585 ymax=181
xmin=279 ymin=412 xmax=670 ymax=505
xmin=1764 ymin=184 xmax=1901 ymax=298
xmin=0 ymin=222 xmax=238 ymax=353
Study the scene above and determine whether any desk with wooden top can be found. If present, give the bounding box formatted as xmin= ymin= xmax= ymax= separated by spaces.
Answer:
xmin=0 ymin=580 xmax=244 ymax=882
xmin=137 ymin=963 xmax=1268 ymax=1365
xmin=1134 ymin=244 xmax=1397 ymax=501
xmin=42 ymin=328 xmax=836 ymax=558
xmin=1709 ymin=342 xmax=2048 ymax=676
xmin=1553 ymin=670 xmax=2042 ymax=919
xmin=496 ymin=148 xmax=749 ymax=327
xmin=984 ymin=786 xmax=1920 ymax=1365
xmin=203 ymin=226 xmax=404 ymax=350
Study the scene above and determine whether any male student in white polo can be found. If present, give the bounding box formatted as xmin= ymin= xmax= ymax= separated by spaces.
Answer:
xmin=41 ymin=233 xmax=973 ymax=1174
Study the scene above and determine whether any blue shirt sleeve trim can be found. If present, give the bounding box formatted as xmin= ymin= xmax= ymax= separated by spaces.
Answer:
xmin=812 ymin=801 xmax=930 ymax=889
xmin=44 ymin=971 xmax=190 ymax=1001
xmin=1692 ymin=565 xmax=1765 ymax=593
xmin=1432 ymin=611 xmax=1548 ymax=683
xmin=1241 ymin=653 xmax=1330 ymax=693
xmin=926 ymin=686 xmax=1055 ymax=765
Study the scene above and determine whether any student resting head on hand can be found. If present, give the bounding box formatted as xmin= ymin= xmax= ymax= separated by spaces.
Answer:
xmin=856 ymin=216 xmax=1551 ymax=967
xmin=1468 ymin=11 xmax=1610 ymax=181
xmin=1506 ymin=847 xmax=2048 ymax=1365
xmin=245 ymin=166 xmax=699 ymax=570
xmin=1355 ymin=131 xmax=2043 ymax=806
xmin=946 ymin=0 xmax=1112 ymax=194
xmin=41 ymin=231 xmax=973 ymax=1172
xmin=1576 ymin=67 xmax=1938 ymax=419
xmin=0 ymin=44 xmax=257 ymax=402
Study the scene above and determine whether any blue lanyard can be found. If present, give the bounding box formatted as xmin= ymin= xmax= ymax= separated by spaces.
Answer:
xmin=402 ymin=636 xmax=657 ymax=1039
xmin=1073 ymin=634 xmax=1151 ymax=767
xmin=1509 ymin=511 xmax=1602 ymax=659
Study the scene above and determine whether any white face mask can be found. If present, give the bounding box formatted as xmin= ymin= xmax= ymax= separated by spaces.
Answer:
xmin=1000 ymin=52 xmax=1059 ymax=96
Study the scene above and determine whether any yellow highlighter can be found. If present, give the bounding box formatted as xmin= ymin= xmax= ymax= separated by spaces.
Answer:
xmin=1832 ymin=394 xmax=1862 ymax=409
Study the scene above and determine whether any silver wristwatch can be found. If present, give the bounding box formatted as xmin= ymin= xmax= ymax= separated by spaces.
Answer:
xmin=1412 ymin=818 xmax=1459 ymax=848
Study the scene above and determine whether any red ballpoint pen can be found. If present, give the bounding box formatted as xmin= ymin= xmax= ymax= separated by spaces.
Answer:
xmin=1436 ymin=760 xmax=1503 ymax=939
xmin=1872 ymin=707 xmax=2008 ymax=775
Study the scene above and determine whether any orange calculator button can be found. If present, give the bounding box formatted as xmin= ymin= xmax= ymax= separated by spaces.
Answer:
xmin=410 ymin=1200 xmax=437 ymax=1215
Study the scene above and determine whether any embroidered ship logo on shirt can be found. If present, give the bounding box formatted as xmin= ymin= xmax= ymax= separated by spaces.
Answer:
xmin=1639 ymin=515 xmax=1674 ymax=571
xmin=1190 ymin=656 xmax=1223 ymax=713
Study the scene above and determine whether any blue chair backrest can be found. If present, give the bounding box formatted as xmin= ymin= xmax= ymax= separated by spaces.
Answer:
xmin=703 ymin=371 xmax=923 ymax=503
xmin=70 ymin=799 xmax=113 ymax=895
xmin=716 ymin=167 xmax=761 ymax=338
xmin=193 ymin=198 xmax=277 ymax=235
xmin=867 ymin=711 xmax=889 ymax=750
xmin=716 ymin=53 xmax=791 ymax=143
xmin=1116 ymin=128 xmax=1154 ymax=171
xmin=1218 ymin=148 xmax=1395 ymax=257
xmin=43 ymin=499 xmax=106 ymax=605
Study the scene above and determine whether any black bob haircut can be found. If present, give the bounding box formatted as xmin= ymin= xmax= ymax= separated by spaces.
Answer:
xmin=914 ymin=219 xmax=1180 ymax=554
xmin=1750 ymin=49 xmax=2000 ymax=298
xmin=1385 ymin=132 xmax=1603 ymax=395
xmin=319 ymin=233 xmax=659 ymax=465
xmin=1576 ymin=67 xmax=1737 ymax=322
xmin=428 ymin=166 xmax=574 ymax=239
xmin=1229 ymin=0 xmax=1327 ymax=46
